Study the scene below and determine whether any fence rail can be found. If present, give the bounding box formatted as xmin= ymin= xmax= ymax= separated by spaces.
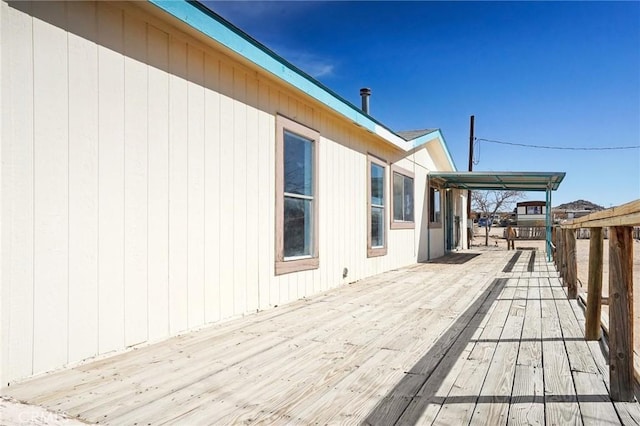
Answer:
xmin=575 ymin=226 xmax=640 ymax=240
xmin=502 ymin=225 xmax=639 ymax=240
xmin=555 ymin=199 xmax=640 ymax=402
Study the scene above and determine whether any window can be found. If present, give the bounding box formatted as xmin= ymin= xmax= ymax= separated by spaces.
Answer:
xmin=391 ymin=165 xmax=414 ymax=229
xmin=367 ymin=155 xmax=387 ymax=257
xmin=429 ymin=186 xmax=441 ymax=226
xmin=276 ymin=115 xmax=319 ymax=275
xmin=526 ymin=205 xmax=542 ymax=215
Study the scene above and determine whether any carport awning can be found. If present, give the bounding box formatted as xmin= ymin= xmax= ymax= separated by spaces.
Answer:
xmin=429 ymin=171 xmax=565 ymax=191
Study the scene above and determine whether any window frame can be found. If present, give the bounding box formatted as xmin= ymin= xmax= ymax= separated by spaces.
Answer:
xmin=367 ymin=154 xmax=387 ymax=257
xmin=275 ymin=115 xmax=320 ymax=275
xmin=390 ymin=164 xmax=415 ymax=230
xmin=429 ymin=185 xmax=442 ymax=228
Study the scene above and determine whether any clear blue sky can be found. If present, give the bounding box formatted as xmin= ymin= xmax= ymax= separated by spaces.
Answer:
xmin=205 ymin=1 xmax=640 ymax=208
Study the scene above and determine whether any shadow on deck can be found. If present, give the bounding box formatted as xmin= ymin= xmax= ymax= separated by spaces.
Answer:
xmin=424 ymin=252 xmax=481 ymax=265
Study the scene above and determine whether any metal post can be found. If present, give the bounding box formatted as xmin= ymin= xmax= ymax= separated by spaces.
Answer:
xmin=546 ymin=184 xmax=552 ymax=261
xmin=466 ymin=115 xmax=474 ymax=249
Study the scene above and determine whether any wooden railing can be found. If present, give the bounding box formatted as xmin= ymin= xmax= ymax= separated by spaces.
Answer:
xmin=555 ymin=199 xmax=640 ymax=401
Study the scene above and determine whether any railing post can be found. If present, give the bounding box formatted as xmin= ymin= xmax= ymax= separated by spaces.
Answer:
xmin=552 ymin=226 xmax=557 ymax=266
xmin=609 ymin=226 xmax=634 ymax=401
xmin=555 ymin=226 xmax=562 ymax=272
xmin=558 ymin=228 xmax=565 ymax=282
xmin=585 ymin=227 xmax=603 ymax=340
xmin=565 ymin=228 xmax=577 ymax=299
xmin=562 ymin=229 xmax=570 ymax=285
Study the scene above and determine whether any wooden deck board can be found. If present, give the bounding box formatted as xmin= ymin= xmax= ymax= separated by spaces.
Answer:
xmin=508 ymin=276 xmax=544 ymax=426
xmin=541 ymin=274 xmax=583 ymax=425
xmin=3 ymin=249 xmax=638 ymax=425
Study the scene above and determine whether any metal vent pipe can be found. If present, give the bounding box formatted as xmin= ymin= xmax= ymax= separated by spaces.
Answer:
xmin=360 ymin=87 xmax=371 ymax=114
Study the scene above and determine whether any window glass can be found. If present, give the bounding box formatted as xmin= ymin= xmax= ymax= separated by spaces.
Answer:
xmin=430 ymin=187 xmax=441 ymax=223
xmin=371 ymin=206 xmax=384 ymax=247
xmin=282 ymin=129 xmax=314 ymax=259
xmin=371 ymin=163 xmax=384 ymax=206
xmin=393 ymin=172 xmax=414 ymax=222
xmin=393 ymin=173 xmax=403 ymax=221
xmin=284 ymin=131 xmax=313 ymax=196
xmin=284 ymin=197 xmax=312 ymax=257
xmin=403 ymin=174 xmax=414 ymax=221
xmin=526 ymin=206 xmax=542 ymax=215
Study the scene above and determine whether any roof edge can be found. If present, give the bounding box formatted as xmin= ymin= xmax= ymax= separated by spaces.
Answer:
xmin=148 ymin=0 xmax=451 ymax=157
xmin=429 ymin=171 xmax=566 ymax=191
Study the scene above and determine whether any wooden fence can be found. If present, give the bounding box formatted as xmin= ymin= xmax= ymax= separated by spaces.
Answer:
xmin=500 ymin=226 xmax=546 ymax=240
xmin=502 ymin=225 xmax=639 ymax=240
xmin=575 ymin=226 xmax=640 ymax=239
xmin=554 ymin=199 xmax=640 ymax=401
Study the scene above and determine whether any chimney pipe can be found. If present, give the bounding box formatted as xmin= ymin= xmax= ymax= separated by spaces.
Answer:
xmin=360 ymin=87 xmax=371 ymax=114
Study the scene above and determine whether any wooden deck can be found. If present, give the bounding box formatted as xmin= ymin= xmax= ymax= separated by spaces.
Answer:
xmin=4 ymin=249 xmax=640 ymax=425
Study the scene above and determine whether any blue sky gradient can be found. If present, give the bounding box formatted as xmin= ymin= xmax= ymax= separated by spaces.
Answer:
xmin=206 ymin=1 xmax=640 ymax=207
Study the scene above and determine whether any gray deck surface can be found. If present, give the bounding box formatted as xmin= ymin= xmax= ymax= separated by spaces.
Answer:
xmin=4 ymin=249 xmax=640 ymax=425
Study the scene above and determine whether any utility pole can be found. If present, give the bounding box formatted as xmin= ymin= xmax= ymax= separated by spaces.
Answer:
xmin=468 ymin=115 xmax=474 ymax=173
xmin=467 ymin=115 xmax=474 ymax=248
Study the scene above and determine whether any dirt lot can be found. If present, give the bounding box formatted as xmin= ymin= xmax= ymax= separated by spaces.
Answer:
xmin=472 ymin=226 xmax=640 ymax=354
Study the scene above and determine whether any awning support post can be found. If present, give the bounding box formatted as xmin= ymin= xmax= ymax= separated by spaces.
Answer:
xmin=546 ymin=183 xmax=552 ymax=261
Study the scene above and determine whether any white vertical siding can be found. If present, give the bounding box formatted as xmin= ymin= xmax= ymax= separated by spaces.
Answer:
xmin=146 ymin=24 xmax=170 ymax=342
xmin=258 ymin=81 xmax=275 ymax=309
xmin=123 ymin=13 xmax=149 ymax=348
xmin=203 ymin=54 xmax=221 ymax=323
xmin=32 ymin=1 xmax=69 ymax=374
xmin=267 ymin=87 xmax=280 ymax=306
xmin=232 ymin=68 xmax=248 ymax=315
xmin=186 ymin=45 xmax=205 ymax=328
xmin=245 ymin=77 xmax=260 ymax=312
xmin=1 ymin=0 xmax=452 ymax=386
xmin=168 ymin=36 xmax=188 ymax=334
xmin=67 ymin=1 xmax=99 ymax=363
xmin=2 ymin=0 xmax=35 ymax=381
xmin=97 ymin=2 xmax=125 ymax=355
xmin=217 ymin=61 xmax=234 ymax=319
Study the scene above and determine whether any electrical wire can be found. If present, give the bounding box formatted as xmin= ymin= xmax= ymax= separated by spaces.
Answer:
xmin=475 ymin=138 xmax=640 ymax=151
xmin=473 ymin=138 xmax=481 ymax=165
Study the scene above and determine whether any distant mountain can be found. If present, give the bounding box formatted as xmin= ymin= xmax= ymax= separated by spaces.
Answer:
xmin=554 ymin=199 xmax=605 ymax=211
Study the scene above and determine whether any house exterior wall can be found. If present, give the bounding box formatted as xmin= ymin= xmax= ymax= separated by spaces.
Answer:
xmin=0 ymin=0 xmax=453 ymax=386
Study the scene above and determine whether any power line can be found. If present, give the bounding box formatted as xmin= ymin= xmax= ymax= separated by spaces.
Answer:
xmin=476 ymin=138 xmax=640 ymax=151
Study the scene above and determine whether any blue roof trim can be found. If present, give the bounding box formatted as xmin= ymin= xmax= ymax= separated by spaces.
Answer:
xmin=148 ymin=0 xmax=458 ymax=170
xmin=410 ymin=129 xmax=456 ymax=169
xmin=433 ymin=130 xmax=457 ymax=170
xmin=149 ymin=1 xmax=380 ymax=129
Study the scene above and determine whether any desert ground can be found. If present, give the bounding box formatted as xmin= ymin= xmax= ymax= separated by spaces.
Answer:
xmin=472 ymin=225 xmax=640 ymax=355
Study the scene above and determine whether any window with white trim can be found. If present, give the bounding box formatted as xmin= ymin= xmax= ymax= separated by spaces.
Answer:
xmin=276 ymin=115 xmax=319 ymax=275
